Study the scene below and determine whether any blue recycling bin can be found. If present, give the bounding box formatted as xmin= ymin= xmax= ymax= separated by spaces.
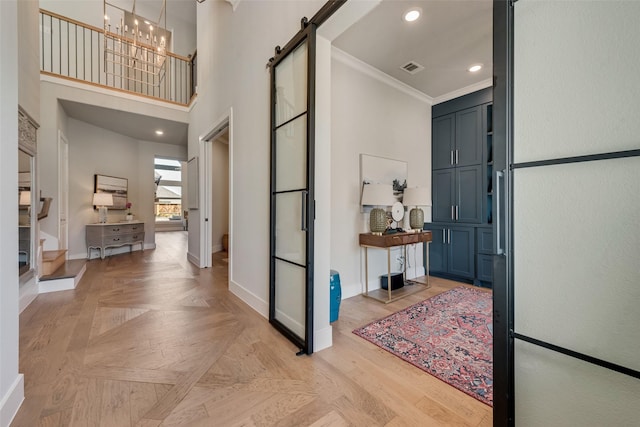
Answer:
xmin=330 ymin=270 xmax=342 ymax=322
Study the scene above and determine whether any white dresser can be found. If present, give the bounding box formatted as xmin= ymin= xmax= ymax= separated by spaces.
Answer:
xmin=86 ymin=222 xmax=145 ymax=259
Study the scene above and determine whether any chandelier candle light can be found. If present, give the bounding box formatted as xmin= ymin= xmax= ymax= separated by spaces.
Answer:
xmin=103 ymin=0 xmax=168 ymax=91
xmin=402 ymin=186 xmax=431 ymax=231
xmin=361 ymin=183 xmax=394 ymax=235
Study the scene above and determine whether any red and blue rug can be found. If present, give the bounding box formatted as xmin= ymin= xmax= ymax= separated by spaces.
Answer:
xmin=353 ymin=286 xmax=493 ymax=406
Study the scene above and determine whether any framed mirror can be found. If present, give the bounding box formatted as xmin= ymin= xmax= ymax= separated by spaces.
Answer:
xmin=18 ymin=150 xmax=34 ymax=276
xmin=18 ymin=107 xmax=38 ymax=283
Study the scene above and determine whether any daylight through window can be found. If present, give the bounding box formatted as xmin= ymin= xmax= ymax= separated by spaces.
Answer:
xmin=154 ymin=157 xmax=183 ymax=222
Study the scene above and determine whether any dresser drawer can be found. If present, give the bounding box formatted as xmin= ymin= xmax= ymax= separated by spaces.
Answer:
xmin=101 ymin=223 xmax=143 ymax=236
xmin=86 ymin=222 xmax=145 ymax=259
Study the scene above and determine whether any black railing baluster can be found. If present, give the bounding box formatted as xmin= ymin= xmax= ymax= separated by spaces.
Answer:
xmin=40 ymin=10 xmax=194 ymax=105
xmin=66 ymin=21 xmax=69 ymax=76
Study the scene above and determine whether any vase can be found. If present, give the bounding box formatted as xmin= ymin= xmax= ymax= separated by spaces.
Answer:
xmin=125 ymin=214 xmax=133 ymax=222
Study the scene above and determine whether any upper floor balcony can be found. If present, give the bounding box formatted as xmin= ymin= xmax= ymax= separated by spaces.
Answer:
xmin=40 ymin=8 xmax=196 ymax=106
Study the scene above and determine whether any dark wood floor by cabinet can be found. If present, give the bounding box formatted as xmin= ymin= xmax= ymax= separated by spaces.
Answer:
xmin=13 ymin=231 xmax=492 ymax=426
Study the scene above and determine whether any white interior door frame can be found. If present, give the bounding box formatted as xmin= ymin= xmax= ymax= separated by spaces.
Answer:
xmin=199 ymin=109 xmax=233 ymax=273
xmin=57 ymin=130 xmax=69 ymax=250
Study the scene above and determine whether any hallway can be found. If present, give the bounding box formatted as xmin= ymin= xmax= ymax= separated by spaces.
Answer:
xmin=14 ymin=234 xmax=490 ymax=426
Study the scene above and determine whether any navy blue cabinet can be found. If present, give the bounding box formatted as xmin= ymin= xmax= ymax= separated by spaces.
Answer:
xmin=432 ymin=169 xmax=454 ymax=222
xmin=432 ymin=115 xmax=455 ymax=170
xmin=432 ymin=165 xmax=482 ymax=223
xmin=432 ymin=106 xmax=482 ymax=170
xmin=429 ymin=88 xmax=492 ymax=287
xmin=424 ymin=224 xmax=475 ymax=280
xmin=455 ymin=107 xmax=483 ymax=166
xmin=476 ymin=225 xmax=493 ymax=285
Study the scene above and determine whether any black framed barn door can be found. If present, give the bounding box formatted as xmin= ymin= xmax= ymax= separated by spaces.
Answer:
xmin=268 ymin=21 xmax=317 ymax=355
xmin=493 ymin=1 xmax=640 ymax=425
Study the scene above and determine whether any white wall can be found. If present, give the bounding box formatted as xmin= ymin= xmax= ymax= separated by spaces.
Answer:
xmin=66 ymin=118 xmax=186 ymax=259
xmin=0 ymin=1 xmax=24 ymax=425
xmin=211 ymin=139 xmax=228 ymax=253
xmin=39 ymin=79 xmax=189 ymax=250
xmin=190 ymin=0 xmax=324 ymax=312
xmin=18 ymin=0 xmax=40 ymax=119
xmin=330 ymin=52 xmax=431 ymax=299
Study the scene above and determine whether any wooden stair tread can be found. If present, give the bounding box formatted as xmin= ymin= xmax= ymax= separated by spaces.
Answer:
xmin=40 ymin=259 xmax=86 ymax=281
xmin=42 ymin=249 xmax=67 ymax=261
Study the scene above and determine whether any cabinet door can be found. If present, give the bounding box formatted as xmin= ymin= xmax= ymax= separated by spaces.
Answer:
xmin=448 ymin=227 xmax=475 ymax=278
xmin=476 ymin=254 xmax=493 ymax=282
xmin=425 ymin=225 xmax=447 ymax=274
xmin=455 ymin=106 xmax=482 ymax=166
xmin=456 ymin=165 xmax=482 ymax=223
xmin=432 ymin=169 xmax=455 ymax=223
xmin=432 ymin=114 xmax=455 ymax=170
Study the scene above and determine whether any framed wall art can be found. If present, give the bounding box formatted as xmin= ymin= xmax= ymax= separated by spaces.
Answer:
xmin=94 ymin=174 xmax=128 ymax=209
xmin=359 ymin=154 xmax=408 ymax=211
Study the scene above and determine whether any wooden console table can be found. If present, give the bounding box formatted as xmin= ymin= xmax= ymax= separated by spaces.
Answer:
xmin=86 ymin=222 xmax=145 ymax=259
xmin=359 ymin=230 xmax=432 ymax=303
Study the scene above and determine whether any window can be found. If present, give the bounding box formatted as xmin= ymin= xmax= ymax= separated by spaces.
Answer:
xmin=154 ymin=158 xmax=183 ymax=221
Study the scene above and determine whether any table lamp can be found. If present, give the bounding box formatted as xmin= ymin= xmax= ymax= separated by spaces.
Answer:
xmin=93 ymin=192 xmax=113 ymax=223
xmin=361 ymin=183 xmax=393 ymax=235
xmin=402 ymin=186 xmax=430 ymax=230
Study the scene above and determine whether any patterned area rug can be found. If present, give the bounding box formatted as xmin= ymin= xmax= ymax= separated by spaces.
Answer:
xmin=353 ymin=287 xmax=493 ymax=406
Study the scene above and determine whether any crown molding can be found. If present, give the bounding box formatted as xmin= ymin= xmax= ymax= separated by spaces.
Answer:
xmin=331 ymin=47 xmax=433 ymax=105
xmin=433 ymin=78 xmax=493 ymax=105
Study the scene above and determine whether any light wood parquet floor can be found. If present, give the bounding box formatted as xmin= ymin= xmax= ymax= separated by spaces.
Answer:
xmin=13 ymin=231 xmax=492 ymax=426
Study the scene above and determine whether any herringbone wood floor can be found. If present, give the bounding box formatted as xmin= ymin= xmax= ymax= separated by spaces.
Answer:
xmin=13 ymin=231 xmax=492 ymax=426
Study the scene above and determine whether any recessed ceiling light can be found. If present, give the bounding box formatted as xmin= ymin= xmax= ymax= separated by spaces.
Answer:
xmin=403 ymin=8 xmax=422 ymax=22
xmin=155 ymin=130 xmax=164 ymax=135
xmin=469 ymin=64 xmax=483 ymax=73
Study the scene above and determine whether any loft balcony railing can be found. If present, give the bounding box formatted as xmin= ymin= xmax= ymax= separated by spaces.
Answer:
xmin=40 ymin=9 xmax=195 ymax=106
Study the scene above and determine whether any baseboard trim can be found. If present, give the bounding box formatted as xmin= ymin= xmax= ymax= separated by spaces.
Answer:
xmin=314 ymin=325 xmax=333 ymax=353
xmin=39 ymin=277 xmax=75 ymax=293
xmin=229 ymin=280 xmax=268 ymax=319
xmin=0 ymin=374 xmax=24 ymax=427
xmin=19 ymin=279 xmax=38 ymax=313
xmin=187 ymin=251 xmax=200 ymax=268
xmin=342 ymin=281 xmax=363 ymax=300
xmin=211 ymin=244 xmax=223 ymax=253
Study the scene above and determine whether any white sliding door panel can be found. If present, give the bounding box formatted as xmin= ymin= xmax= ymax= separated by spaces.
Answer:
xmin=514 ymin=158 xmax=640 ymax=370
xmin=275 ymin=43 xmax=308 ymax=127
xmin=274 ymin=259 xmax=305 ymax=338
xmin=515 ymin=341 xmax=640 ymax=427
xmin=269 ymin=26 xmax=316 ymax=355
xmin=275 ymin=117 xmax=307 ymax=193
xmin=511 ymin=1 xmax=640 ymax=424
xmin=514 ymin=1 xmax=640 ymax=163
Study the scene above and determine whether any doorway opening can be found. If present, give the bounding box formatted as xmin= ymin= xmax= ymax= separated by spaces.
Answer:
xmin=154 ymin=157 xmax=187 ymax=233
xmin=200 ymin=110 xmax=233 ymax=274
xmin=210 ymin=128 xmax=230 ymax=266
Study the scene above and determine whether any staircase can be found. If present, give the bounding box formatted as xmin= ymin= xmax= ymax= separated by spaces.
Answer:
xmin=40 ymin=249 xmax=86 ymax=293
xmin=42 ymin=249 xmax=66 ymax=275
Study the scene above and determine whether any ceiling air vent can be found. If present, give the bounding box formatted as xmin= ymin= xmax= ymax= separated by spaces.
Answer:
xmin=400 ymin=61 xmax=424 ymax=75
